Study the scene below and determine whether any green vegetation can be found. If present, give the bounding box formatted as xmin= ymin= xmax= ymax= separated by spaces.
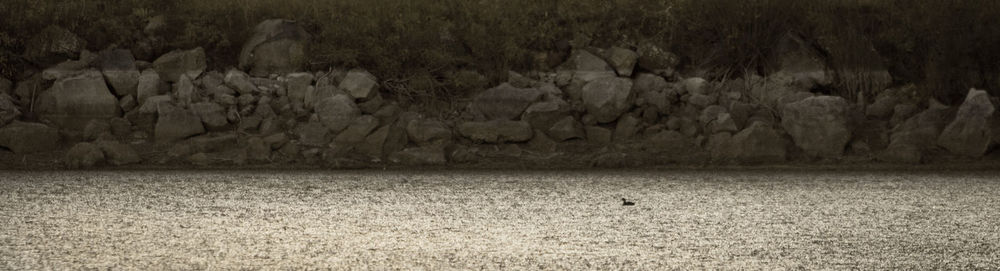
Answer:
xmin=1 ymin=0 xmax=998 ymax=103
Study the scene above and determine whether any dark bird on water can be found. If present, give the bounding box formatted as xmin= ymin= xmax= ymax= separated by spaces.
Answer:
xmin=622 ymin=198 xmax=635 ymax=206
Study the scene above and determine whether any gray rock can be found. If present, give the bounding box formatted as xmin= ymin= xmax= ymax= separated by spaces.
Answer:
xmin=174 ymin=75 xmax=196 ymax=107
xmin=334 ymin=115 xmax=379 ymax=144
xmin=877 ymin=142 xmax=923 ymax=164
xmin=224 ymin=69 xmax=260 ymax=95
xmin=36 ymin=70 xmax=120 ymax=130
xmin=548 ymin=116 xmax=585 ymax=141
xmin=190 ymin=102 xmax=229 ymax=131
xmin=613 ymin=115 xmax=640 ymax=142
xmin=315 ymin=94 xmax=361 ymax=133
xmin=406 ymin=119 xmax=452 ymax=147
xmin=238 ymin=19 xmax=310 ymax=77
xmin=285 ymin=72 xmax=313 ymax=111
xmin=688 ymin=93 xmax=716 ymax=108
xmin=152 ymin=47 xmax=206 ymax=83
xmin=24 ymin=26 xmax=86 ymax=66
xmin=42 ymin=57 xmax=93 ymax=81
xmin=582 ymin=77 xmax=633 ymax=123
xmin=724 ymin=122 xmax=788 ymax=163
xmin=867 ymin=88 xmax=903 ymax=119
xmin=137 ymin=95 xmax=173 ymax=114
xmin=470 ymin=83 xmax=544 ymax=121
xmin=96 ymin=141 xmax=141 ymax=166
xmin=0 ymin=122 xmax=60 ymax=153
xmin=83 ymin=119 xmax=111 ymax=141
xmin=0 ymin=93 xmax=20 ymax=127
xmin=633 ymin=73 xmax=670 ymax=112
xmin=357 ymin=125 xmax=391 ymax=158
xmin=99 ymin=49 xmax=141 ymax=97
xmin=155 ymin=103 xmax=205 ymax=142
xmin=585 ymin=126 xmax=612 ymax=145
xmin=388 ymin=146 xmax=447 ymax=165
xmin=458 ymin=120 xmax=533 ymax=143
xmin=522 ymin=96 xmax=571 ymax=131
xmin=339 ymin=69 xmax=379 ymax=100
xmin=781 ymin=96 xmax=851 ymax=158
xmin=246 ymin=136 xmax=271 ymax=162
xmin=357 ymin=93 xmax=384 ymax=114
xmin=636 ymin=42 xmax=679 ymax=77
xmin=295 ymin=121 xmax=330 ymax=147
xmin=683 ymin=78 xmax=708 ymax=95
xmin=137 ymin=69 xmax=164 ymax=106
xmin=604 ymin=46 xmax=638 ymax=77
xmin=938 ymin=89 xmax=995 ymax=157
xmin=65 ymin=142 xmax=105 ymax=168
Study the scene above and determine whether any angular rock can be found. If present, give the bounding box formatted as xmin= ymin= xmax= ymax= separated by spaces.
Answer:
xmin=339 ymin=69 xmax=379 ymax=100
xmin=725 ymin=122 xmax=788 ymax=163
xmin=470 ymin=83 xmax=544 ymax=121
xmin=604 ymin=46 xmax=638 ymax=77
xmin=190 ymin=102 xmax=229 ymax=131
xmin=285 ymin=72 xmax=313 ymax=110
xmin=613 ymin=115 xmax=640 ymax=142
xmin=224 ymin=69 xmax=259 ymax=95
xmin=295 ymin=121 xmax=330 ymax=147
xmin=0 ymin=93 xmax=20 ymax=127
xmin=65 ymin=142 xmax=104 ymax=168
xmin=246 ymin=136 xmax=271 ymax=162
xmin=585 ymin=126 xmax=612 ymax=145
xmin=99 ymin=49 xmax=140 ymax=97
xmin=773 ymin=33 xmax=832 ymax=89
xmin=155 ymin=103 xmax=205 ymax=142
xmin=633 ymin=73 xmax=670 ymax=112
xmin=137 ymin=69 xmax=164 ymax=106
xmin=562 ymin=50 xmax=617 ymax=82
xmin=152 ymin=47 xmax=206 ymax=82
xmin=119 ymin=95 xmax=137 ymax=112
xmin=238 ymin=19 xmax=310 ymax=76
xmin=548 ymin=116 xmax=585 ymax=141
xmin=781 ymin=96 xmax=851 ymax=158
xmin=96 ymin=141 xmax=141 ymax=166
xmin=522 ymin=97 xmax=571 ymax=131
xmin=334 ymin=115 xmax=379 ymax=144
xmin=24 ymin=26 xmax=86 ymax=66
xmin=938 ymin=89 xmax=995 ymax=157
xmin=36 ymin=70 xmax=120 ymax=130
xmin=174 ymin=74 xmax=197 ymax=107
xmin=458 ymin=120 xmax=533 ymax=143
xmin=0 ymin=122 xmax=60 ymax=153
xmin=582 ymin=77 xmax=633 ymax=123
xmin=405 ymin=119 xmax=452 ymax=147
xmin=315 ymin=94 xmax=361 ymax=133
xmin=83 ymin=119 xmax=111 ymax=141
xmin=137 ymin=95 xmax=173 ymax=114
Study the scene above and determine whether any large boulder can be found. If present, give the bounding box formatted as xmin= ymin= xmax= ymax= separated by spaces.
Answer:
xmin=603 ymin=46 xmax=638 ymax=77
xmin=469 ymin=83 xmax=544 ymax=121
xmin=285 ymin=72 xmax=313 ymax=111
xmin=136 ymin=69 xmax=165 ymax=106
xmin=315 ymin=94 xmax=361 ymax=133
xmin=36 ymin=70 xmax=120 ymax=130
xmin=781 ymin=96 xmax=851 ymax=158
xmin=457 ymin=120 xmax=533 ymax=143
xmin=155 ymin=103 xmax=205 ymax=142
xmin=633 ymin=73 xmax=671 ymax=113
xmin=582 ymin=77 xmax=634 ymax=123
xmin=238 ymin=19 xmax=310 ymax=76
xmin=98 ymin=49 xmax=141 ymax=97
xmin=339 ymin=69 xmax=379 ymax=100
xmin=152 ymin=47 xmax=207 ymax=83
xmin=357 ymin=124 xmax=406 ymax=159
xmin=64 ymin=142 xmax=105 ymax=168
xmin=24 ymin=26 xmax=86 ymax=66
xmin=522 ymin=96 xmax=571 ymax=131
xmin=937 ymin=89 xmax=995 ymax=157
xmin=0 ymin=121 xmax=60 ymax=153
xmin=295 ymin=121 xmax=330 ymax=147
xmin=190 ymin=102 xmax=229 ymax=130
xmin=877 ymin=101 xmax=954 ymax=164
xmin=723 ymin=122 xmax=788 ymax=163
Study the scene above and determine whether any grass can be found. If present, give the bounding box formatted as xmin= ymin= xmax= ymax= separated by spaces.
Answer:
xmin=2 ymin=170 xmax=999 ymax=269
xmin=2 ymin=0 xmax=1000 ymax=103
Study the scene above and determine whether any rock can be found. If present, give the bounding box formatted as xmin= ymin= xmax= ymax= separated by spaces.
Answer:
xmin=315 ymin=94 xmax=361 ymax=133
xmin=585 ymin=126 xmax=612 ymax=145
xmin=613 ymin=115 xmax=640 ymax=142
xmin=773 ymin=33 xmax=832 ymax=89
xmin=119 ymin=95 xmax=137 ymax=112
xmin=561 ymin=49 xmax=617 ymax=82
xmin=190 ymin=102 xmax=228 ymax=131
xmin=882 ymin=102 xmax=955 ymax=162
xmin=582 ymin=77 xmax=634 ymax=123
xmin=152 ymin=47 xmax=206 ymax=83
xmin=155 ymin=103 xmax=205 ymax=142
xmin=357 ymin=125 xmax=391 ymax=158
xmin=238 ymin=19 xmax=310 ymax=76
xmin=295 ymin=121 xmax=330 ymax=147
xmin=406 ymin=119 xmax=452 ymax=147
xmin=527 ymin=129 xmax=558 ymax=153
xmin=174 ymin=75 xmax=197 ymax=107
xmin=42 ymin=57 xmax=93 ymax=81
xmin=188 ymin=153 xmax=212 ymax=166
xmin=65 ymin=142 xmax=105 ymax=168
xmin=700 ymin=106 xmax=738 ymax=134
xmin=633 ymin=73 xmax=670 ymax=112
xmin=878 ymin=142 xmax=923 ymax=164
xmin=285 ymin=72 xmax=313 ymax=110
xmin=96 ymin=141 xmax=141 ymax=166
xmin=82 ymin=119 xmax=111 ymax=141
xmin=0 ymin=93 xmax=20 ymax=127
xmin=137 ymin=95 xmax=173 ymax=114
xmin=339 ymin=69 xmax=379 ymax=100
xmin=683 ymin=78 xmax=708 ymax=95
xmin=36 ymin=70 xmax=120 ymax=130
xmin=109 ymin=118 xmax=132 ymax=137
xmin=688 ymin=93 xmax=716 ymax=108
xmin=938 ymin=89 xmax=995 ymax=157
xmin=470 ymin=83 xmax=545 ymax=121
xmin=781 ymin=96 xmax=851 ymax=158
xmin=24 ymin=26 xmax=86 ymax=66
xmin=224 ymin=69 xmax=259 ymax=95
xmin=137 ymin=69 xmax=164 ymax=106
xmin=457 ymin=120 xmax=533 ymax=143
xmin=604 ymin=46 xmax=638 ymax=77
xmin=636 ymin=42 xmax=679 ymax=77
xmin=644 ymin=130 xmax=707 ymax=163
xmin=725 ymin=122 xmax=788 ymax=163
xmin=867 ymin=89 xmax=903 ymax=119
xmin=388 ymin=146 xmax=447 ymax=165
xmin=246 ymin=137 xmax=271 ymax=162
xmin=548 ymin=116 xmax=585 ymax=141
xmin=522 ymin=97 xmax=571 ymax=131
xmin=0 ymin=122 xmax=60 ymax=153
xmin=99 ymin=49 xmax=141 ymax=97
xmin=334 ymin=115 xmax=379 ymax=144
xmin=890 ymin=103 xmax=919 ymax=128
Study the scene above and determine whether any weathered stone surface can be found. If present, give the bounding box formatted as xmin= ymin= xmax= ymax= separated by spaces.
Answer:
xmin=238 ymin=19 xmax=310 ymax=76
xmin=174 ymin=75 xmax=196 ymax=107
xmin=582 ymin=77 xmax=633 ymax=123
xmin=613 ymin=115 xmax=640 ymax=142
xmin=644 ymin=130 xmax=708 ymax=163
xmin=470 ymin=83 xmax=544 ymax=121
xmin=246 ymin=136 xmax=271 ymax=162
xmin=781 ymin=96 xmax=851 ymax=158
xmin=604 ymin=46 xmax=638 ymax=77
xmin=285 ymin=72 xmax=313 ymax=110
xmin=878 ymin=101 xmax=954 ymax=163
xmin=938 ymin=89 xmax=995 ymax=157
xmin=96 ymin=141 xmax=141 ymax=166
xmin=119 ymin=95 xmax=137 ymax=112
xmin=155 ymin=103 xmax=205 ymax=142
xmin=406 ymin=119 xmax=452 ymax=147
xmin=295 ymin=121 xmax=330 ymax=147
xmin=773 ymin=33 xmax=832 ymax=89
xmin=877 ymin=142 xmax=923 ymax=164
xmin=548 ymin=116 xmax=585 ymax=141
xmin=109 ymin=118 xmax=131 ymax=137
xmin=224 ymin=69 xmax=259 ymax=95
xmin=725 ymin=122 xmax=788 ymax=163
xmin=83 ymin=119 xmax=111 ymax=141
xmin=65 ymin=142 xmax=104 ymax=168
xmin=137 ymin=69 xmax=164 ymax=106
xmin=683 ymin=77 xmax=708 ymax=95
xmin=315 ymin=94 xmax=361 ymax=133
xmin=41 ymin=52 xmax=94 ymax=81
xmin=339 ymin=69 xmax=379 ymax=100
xmin=99 ymin=49 xmax=141 ymax=97
xmin=190 ymin=102 xmax=228 ymax=130
xmin=636 ymin=42 xmax=679 ymax=77
xmin=137 ymin=95 xmax=172 ymax=114
xmin=152 ymin=47 xmax=206 ymax=82
xmin=334 ymin=115 xmax=379 ymax=144
xmin=357 ymin=125 xmax=390 ymax=158
xmin=522 ymin=97 xmax=571 ymax=131
xmin=24 ymin=26 xmax=86 ymax=66
xmin=585 ymin=126 xmax=612 ymax=145
xmin=633 ymin=73 xmax=670 ymax=112
xmin=389 ymin=146 xmax=447 ymax=165
xmin=527 ymin=129 xmax=558 ymax=153
xmin=36 ymin=70 xmax=120 ymax=130
xmin=562 ymin=49 xmax=617 ymax=82
xmin=0 ymin=122 xmax=59 ymax=153
xmin=263 ymin=133 xmax=289 ymax=149
xmin=0 ymin=93 xmax=20 ymax=127
xmin=458 ymin=120 xmax=533 ymax=143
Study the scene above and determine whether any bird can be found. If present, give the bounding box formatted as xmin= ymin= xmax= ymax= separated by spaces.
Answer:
xmin=621 ymin=198 xmax=635 ymax=206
